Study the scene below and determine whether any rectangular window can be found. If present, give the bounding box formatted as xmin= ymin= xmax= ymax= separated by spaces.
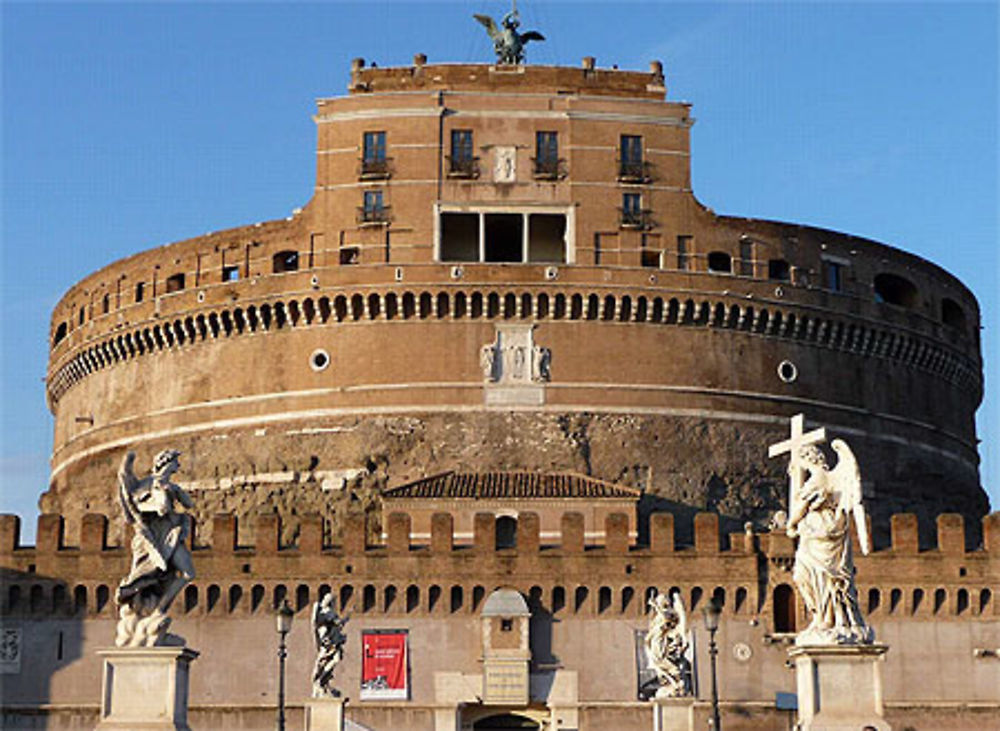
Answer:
xmin=135 ymin=282 xmax=145 ymax=303
xmin=438 ymin=210 xmax=568 ymax=264
xmin=619 ymin=135 xmax=645 ymax=180
xmin=739 ymin=240 xmax=754 ymax=276
xmin=361 ymin=131 xmax=388 ymax=178
xmin=360 ymin=190 xmax=387 ymax=224
xmin=449 ymin=129 xmax=475 ymax=177
xmin=641 ymin=250 xmax=661 ymax=268
xmin=824 ymin=260 xmax=844 ymax=292
xmin=340 ymin=246 xmax=359 ymax=266
xmin=165 ymin=273 xmax=185 ymax=293
xmin=621 ymin=192 xmax=643 ymax=228
xmin=222 ymin=265 xmax=240 ymax=282
xmin=676 ymin=235 xmax=691 ymax=270
xmin=534 ymin=131 xmax=560 ymax=178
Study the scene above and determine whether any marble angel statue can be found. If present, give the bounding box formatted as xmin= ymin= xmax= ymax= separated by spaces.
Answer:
xmin=645 ymin=589 xmax=692 ymax=697
xmin=786 ymin=440 xmax=873 ymax=645
xmin=312 ymin=593 xmax=349 ymax=697
xmin=115 ymin=449 xmax=196 ymax=647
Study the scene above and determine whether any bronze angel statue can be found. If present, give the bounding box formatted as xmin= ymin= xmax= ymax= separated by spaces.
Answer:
xmin=786 ymin=439 xmax=873 ymax=645
xmin=115 ymin=449 xmax=196 ymax=647
xmin=474 ymin=8 xmax=544 ymax=65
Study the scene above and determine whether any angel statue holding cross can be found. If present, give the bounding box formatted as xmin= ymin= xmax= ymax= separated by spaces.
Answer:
xmin=770 ymin=415 xmax=874 ymax=646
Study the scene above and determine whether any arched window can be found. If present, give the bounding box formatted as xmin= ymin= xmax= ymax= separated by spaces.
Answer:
xmin=184 ymin=585 xmax=199 ymax=613
xmin=229 ymin=585 xmax=243 ymax=612
xmin=598 ymin=586 xmax=612 ymax=614
xmin=296 ymin=584 xmax=310 ymax=611
xmin=912 ymin=588 xmax=924 ymax=614
xmin=207 ymin=584 xmax=221 ymax=613
xmin=551 ymin=586 xmax=566 ymax=615
xmin=735 ymin=587 xmax=748 ymax=614
xmin=868 ymin=588 xmax=881 ymax=613
xmin=73 ymin=585 xmax=87 ymax=614
xmin=272 ymin=584 xmax=288 ymax=610
xmin=272 ymin=250 xmax=299 ymax=273
xmin=874 ymin=273 xmax=918 ymax=308
xmin=574 ymin=586 xmax=588 ymax=613
xmin=428 ymin=585 xmax=442 ymax=613
xmin=621 ymin=586 xmax=635 ymax=614
xmin=384 ymin=585 xmax=397 ymax=612
xmin=956 ymin=588 xmax=969 ymax=615
xmin=496 ymin=516 xmax=517 ymax=549
xmin=472 ymin=585 xmax=486 ymax=612
xmin=363 ymin=585 xmax=376 ymax=612
xmin=933 ymin=588 xmax=947 ymax=615
xmin=773 ymin=584 xmax=796 ymax=633
xmin=707 ymin=251 xmax=732 ymax=273
xmin=406 ymin=585 xmax=420 ymax=613
xmin=890 ymin=588 xmax=902 ymax=613
xmin=251 ymin=584 xmax=265 ymax=613
xmin=450 ymin=585 xmax=463 ymax=613
xmin=339 ymin=584 xmax=353 ymax=612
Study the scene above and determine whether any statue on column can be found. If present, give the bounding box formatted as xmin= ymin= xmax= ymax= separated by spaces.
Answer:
xmin=311 ymin=594 xmax=349 ymax=698
xmin=784 ymin=439 xmax=874 ymax=645
xmin=645 ymin=589 xmax=691 ymax=697
xmin=115 ymin=450 xmax=196 ymax=647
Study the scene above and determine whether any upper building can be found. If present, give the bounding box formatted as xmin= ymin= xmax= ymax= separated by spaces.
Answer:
xmin=42 ymin=55 xmax=986 ymax=547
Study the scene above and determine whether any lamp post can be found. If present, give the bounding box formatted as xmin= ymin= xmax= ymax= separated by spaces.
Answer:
xmin=702 ymin=597 xmax=722 ymax=731
xmin=275 ymin=599 xmax=294 ymax=731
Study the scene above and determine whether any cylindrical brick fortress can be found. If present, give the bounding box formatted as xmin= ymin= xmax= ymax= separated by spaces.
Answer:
xmin=43 ymin=60 xmax=986 ymax=546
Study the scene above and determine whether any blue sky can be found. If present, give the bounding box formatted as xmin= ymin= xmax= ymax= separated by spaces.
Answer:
xmin=2 ymin=2 xmax=997 ymax=540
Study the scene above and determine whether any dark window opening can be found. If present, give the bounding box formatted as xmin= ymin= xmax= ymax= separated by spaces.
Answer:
xmin=272 ymin=250 xmax=299 ymax=273
xmin=361 ymin=131 xmax=389 ymax=178
xmin=500 ymin=618 xmax=513 ymax=632
xmin=707 ymin=251 xmax=732 ymax=274
xmin=773 ymin=584 xmax=796 ymax=632
xmin=677 ymin=235 xmax=691 ymax=270
xmin=339 ymin=247 xmax=359 ymax=266
xmin=823 ymin=260 xmax=844 ymax=292
xmin=496 ymin=516 xmax=517 ymax=549
xmin=222 ymin=265 xmax=240 ymax=282
xmin=440 ymin=213 xmax=479 ymax=261
xmin=768 ymin=259 xmax=790 ymax=281
xmin=485 ymin=213 xmax=523 ymax=262
xmin=874 ymin=272 xmax=919 ymax=308
xmin=165 ymin=273 xmax=185 ymax=293
xmin=641 ymin=250 xmax=660 ymax=268
xmin=359 ymin=190 xmax=389 ymax=224
xmin=78 ymin=306 xmax=85 ymax=325
xmin=739 ymin=240 xmax=754 ymax=276
xmin=528 ymin=213 xmax=566 ymax=262
xmin=533 ymin=131 xmax=561 ymax=179
xmin=53 ymin=322 xmax=68 ymax=346
xmin=102 ymin=293 xmax=110 ymax=314
xmin=618 ymin=134 xmax=647 ymax=180
xmin=941 ymin=298 xmax=967 ymax=332
xmin=135 ymin=282 xmax=145 ymax=302
xmin=620 ymin=192 xmax=647 ymax=228
xmin=448 ymin=130 xmax=477 ymax=177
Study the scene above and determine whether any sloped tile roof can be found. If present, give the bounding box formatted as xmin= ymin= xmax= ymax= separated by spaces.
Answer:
xmin=383 ymin=471 xmax=641 ymax=500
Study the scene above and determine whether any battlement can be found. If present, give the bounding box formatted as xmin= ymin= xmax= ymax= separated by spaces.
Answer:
xmin=4 ymin=510 xmax=998 ymax=561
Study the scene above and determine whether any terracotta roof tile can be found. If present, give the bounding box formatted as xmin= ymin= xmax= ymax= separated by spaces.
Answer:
xmin=384 ymin=471 xmax=640 ymax=500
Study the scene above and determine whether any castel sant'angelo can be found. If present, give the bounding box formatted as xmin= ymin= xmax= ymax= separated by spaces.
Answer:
xmin=2 ymin=9 xmax=998 ymax=731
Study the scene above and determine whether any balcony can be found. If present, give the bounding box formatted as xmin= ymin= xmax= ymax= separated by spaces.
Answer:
xmin=358 ymin=158 xmax=392 ymax=180
xmin=531 ymin=157 xmax=566 ymax=181
xmin=616 ymin=159 xmax=653 ymax=184
xmin=618 ymin=208 xmax=654 ymax=230
xmin=446 ymin=156 xmax=480 ymax=179
xmin=357 ymin=205 xmax=392 ymax=226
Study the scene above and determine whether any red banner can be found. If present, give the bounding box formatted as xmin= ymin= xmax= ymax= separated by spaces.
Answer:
xmin=361 ymin=631 xmax=408 ymax=700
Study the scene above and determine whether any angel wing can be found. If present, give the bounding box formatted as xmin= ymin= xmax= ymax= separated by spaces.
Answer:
xmin=831 ymin=438 xmax=870 ymax=555
xmin=520 ymin=31 xmax=545 ymax=43
xmin=671 ymin=589 xmax=687 ymax=638
xmin=117 ymin=451 xmax=141 ymax=525
xmin=473 ymin=14 xmax=500 ymax=41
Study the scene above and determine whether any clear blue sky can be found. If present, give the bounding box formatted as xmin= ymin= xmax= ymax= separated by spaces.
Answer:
xmin=2 ymin=2 xmax=997 ymax=541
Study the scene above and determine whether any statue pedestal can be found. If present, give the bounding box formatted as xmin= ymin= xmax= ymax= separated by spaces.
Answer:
xmin=304 ymin=697 xmax=347 ymax=731
xmin=789 ymin=644 xmax=890 ymax=731
xmin=95 ymin=646 xmax=199 ymax=731
xmin=652 ymin=695 xmax=695 ymax=731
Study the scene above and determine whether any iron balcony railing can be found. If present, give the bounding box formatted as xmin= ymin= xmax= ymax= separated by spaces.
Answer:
xmin=358 ymin=158 xmax=392 ymax=180
xmin=616 ymin=159 xmax=654 ymax=183
xmin=618 ymin=207 xmax=654 ymax=230
xmin=446 ymin=156 xmax=480 ymax=179
xmin=357 ymin=205 xmax=392 ymax=225
xmin=531 ymin=157 xmax=567 ymax=180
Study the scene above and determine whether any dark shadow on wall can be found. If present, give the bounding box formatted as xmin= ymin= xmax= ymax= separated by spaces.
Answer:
xmin=0 ymin=567 xmax=86 ymax=730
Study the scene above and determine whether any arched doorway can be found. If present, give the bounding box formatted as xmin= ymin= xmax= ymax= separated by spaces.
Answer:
xmin=473 ymin=713 xmax=540 ymax=730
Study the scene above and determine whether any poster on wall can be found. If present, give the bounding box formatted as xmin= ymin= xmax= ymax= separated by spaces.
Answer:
xmin=361 ymin=630 xmax=409 ymax=700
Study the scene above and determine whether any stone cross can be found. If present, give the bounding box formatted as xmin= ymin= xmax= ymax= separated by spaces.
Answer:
xmin=768 ymin=413 xmax=827 ymax=519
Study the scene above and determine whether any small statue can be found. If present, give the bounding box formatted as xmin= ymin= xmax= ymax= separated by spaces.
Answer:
xmin=786 ymin=441 xmax=873 ymax=645
xmin=311 ymin=594 xmax=349 ymax=698
xmin=115 ymin=450 xmax=196 ymax=647
xmin=645 ymin=589 xmax=691 ymax=698
xmin=473 ymin=8 xmax=545 ymax=65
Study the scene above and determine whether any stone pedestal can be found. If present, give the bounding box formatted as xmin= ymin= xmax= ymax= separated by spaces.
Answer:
xmin=789 ymin=644 xmax=891 ymax=731
xmin=96 ymin=646 xmax=198 ymax=731
xmin=304 ymin=697 xmax=346 ymax=731
xmin=652 ymin=696 xmax=695 ymax=731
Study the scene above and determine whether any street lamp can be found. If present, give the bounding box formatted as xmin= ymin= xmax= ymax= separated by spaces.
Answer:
xmin=702 ymin=597 xmax=722 ymax=731
xmin=275 ymin=599 xmax=294 ymax=731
